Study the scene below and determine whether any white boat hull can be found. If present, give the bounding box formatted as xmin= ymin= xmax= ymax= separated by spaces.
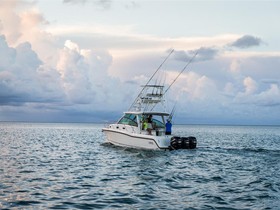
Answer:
xmin=102 ymin=127 xmax=171 ymax=150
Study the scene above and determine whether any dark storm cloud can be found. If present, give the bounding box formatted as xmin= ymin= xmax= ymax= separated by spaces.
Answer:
xmin=230 ymin=35 xmax=263 ymax=49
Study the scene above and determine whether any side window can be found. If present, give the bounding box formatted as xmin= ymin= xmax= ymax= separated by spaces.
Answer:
xmin=152 ymin=118 xmax=165 ymax=128
xmin=118 ymin=114 xmax=138 ymax=127
xmin=142 ymin=114 xmax=165 ymax=129
xmin=151 ymin=115 xmax=165 ymax=128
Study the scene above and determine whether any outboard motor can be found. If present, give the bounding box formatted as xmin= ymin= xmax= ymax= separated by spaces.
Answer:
xmin=170 ymin=136 xmax=181 ymax=150
xmin=170 ymin=136 xmax=197 ymax=150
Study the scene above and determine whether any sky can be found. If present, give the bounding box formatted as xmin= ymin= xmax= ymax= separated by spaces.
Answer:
xmin=0 ymin=0 xmax=280 ymax=125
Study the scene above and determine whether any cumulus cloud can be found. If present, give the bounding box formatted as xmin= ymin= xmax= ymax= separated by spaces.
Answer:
xmin=0 ymin=35 xmax=63 ymax=105
xmin=233 ymin=76 xmax=280 ymax=108
xmin=165 ymin=71 xmax=218 ymax=103
xmin=0 ymin=31 xmax=124 ymax=107
xmin=0 ymin=1 xmax=22 ymax=44
xmin=0 ymin=0 xmax=128 ymax=122
xmin=230 ymin=35 xmax=263 ymax=49
xmin=243 ymin=77 xmax=258 ymax=95
xmin=0 ymin=0 xmax=57 ymax=68
xmin=0 ymin=29 xmax=132 ymax=121
xmin=256 ymin=84 xmax=280 ymax=106
xmin=229 ymin=59 xmax=242 ymax=73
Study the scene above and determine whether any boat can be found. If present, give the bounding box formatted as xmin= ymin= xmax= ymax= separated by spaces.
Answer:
xmin=102 ymin=50 xmax=197 ymax=150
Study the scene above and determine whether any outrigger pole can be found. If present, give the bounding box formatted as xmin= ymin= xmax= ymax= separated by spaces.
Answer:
xmin=128 ymin=49 xmax=174 ymax=111
xmin=164 ymin=50 xmax=199 ymax=95
xmin=150 ymin=49 xmax=199 ymax=112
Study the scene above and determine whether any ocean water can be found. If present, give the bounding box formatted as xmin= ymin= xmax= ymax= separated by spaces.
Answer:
xmin=0 ymin=123 xmax=279 ymax=210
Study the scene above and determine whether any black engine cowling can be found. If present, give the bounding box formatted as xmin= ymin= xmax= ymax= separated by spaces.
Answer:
xmin=170 ymin=136 xmax=197 ymax=150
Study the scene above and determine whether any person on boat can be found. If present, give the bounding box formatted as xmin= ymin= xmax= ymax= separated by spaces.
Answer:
xmin=165 ymin=119 xmax=172 ymax=135
xmin=143 ymin=119 xmax=148 ymax=131
xmin=146 ymin=115 xmax=153 ymax=135
xmin=142 ymin=118 xmax=152 ymax=134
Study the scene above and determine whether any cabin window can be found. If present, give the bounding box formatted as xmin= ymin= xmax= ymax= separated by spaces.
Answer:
xmin=118 ymin=114 xmax=138 ymax=127
xmin=151 ymin=116 xmax=165 ymax=129
xmin=142 ymin=114 xmax=165 ymax=129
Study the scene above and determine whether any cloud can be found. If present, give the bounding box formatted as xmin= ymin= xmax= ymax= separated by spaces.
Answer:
xmin=63 ymin=0 xmax=87 ymax=3
xmin=0 ymin=1 xmax=280 ymax=124
xmin=0 ymin=0 xmax=22 ymax=44
xmin=256 ymin=84 xmax=280 ymax=106
xmin=63 ymin=0 xmax=112 ymax=9
xmin=0 ymin=0 xmax=47 ymax=45
xmin=48 ymin=24 xmax=240 ymax=54
xmin=0 ymin=35 xmax=16 ymax=68
xmin=233 ymin=76 xmax=280 ymax=107
xmin=229 ymin=59 xmax=241 ymax=73
xmin=0 ymin=27 xmax=132 ymax=119
xmin=62 ymin=0 xmax=139 ymax=10
xmin=0 ymin=0 xmax=57 ymax=68
xmin=0 ymin=35 xmax=64 ymax=105
xmin=243 ymin=76 xmax=258 ymax=95
xmin=173 ymin=47 xmax=219 ymax=63
xmin=0 ymin=1 xmax=127 ymax=118
xmin=230 ymin=35 xmax=263 ymax=49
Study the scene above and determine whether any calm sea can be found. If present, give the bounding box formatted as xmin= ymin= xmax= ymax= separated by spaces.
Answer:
xmin=0 ymin=122 xmax=279 ymax=210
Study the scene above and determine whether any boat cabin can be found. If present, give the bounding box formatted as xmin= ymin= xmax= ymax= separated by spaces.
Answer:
xmin=117 ymin=111 xmax=170 ymax=136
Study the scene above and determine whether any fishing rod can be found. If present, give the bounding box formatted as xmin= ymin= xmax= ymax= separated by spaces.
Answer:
xmin=128 ymin=49 xmax=174 ymax=110
xmin=168 ymin=102 xmax=176 ymax=121
xmin=163 ymin=50 xmax=199 ymax=95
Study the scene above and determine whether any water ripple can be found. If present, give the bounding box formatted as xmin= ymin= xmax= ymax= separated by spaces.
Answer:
xmin=0 ymin=123 xmax=279 ymax=209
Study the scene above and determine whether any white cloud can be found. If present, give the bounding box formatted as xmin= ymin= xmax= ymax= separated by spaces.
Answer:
xmin=0 ymin=0 xmax=128 ymax=119
xmin=164 ymin=71 xmax=219 ymax=111
xmin=233 ymin=76 xmax=280 ymax=108
xmin=243 ymin=77 xmax=258 ymax=95
xmin=256 ymin=84 xmax=280 ymax=106
xmin=229 ymin=59 xmax=241 ymax=73
xmin=0 ymin=0 xmax=22 ymax=44
xmin=57 ymin=40 xmax=93 ymax=104
xmin=48 ymin=23 xmax=240 ymax=54
xmin=0 ymin=29 xmax=131 ymax=120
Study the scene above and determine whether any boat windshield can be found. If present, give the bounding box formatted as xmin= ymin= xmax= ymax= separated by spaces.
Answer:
xmin=142 ymin=114 xmax=165 ymax=129
xmin=118 ymin=114 xmax=138 ymax=127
